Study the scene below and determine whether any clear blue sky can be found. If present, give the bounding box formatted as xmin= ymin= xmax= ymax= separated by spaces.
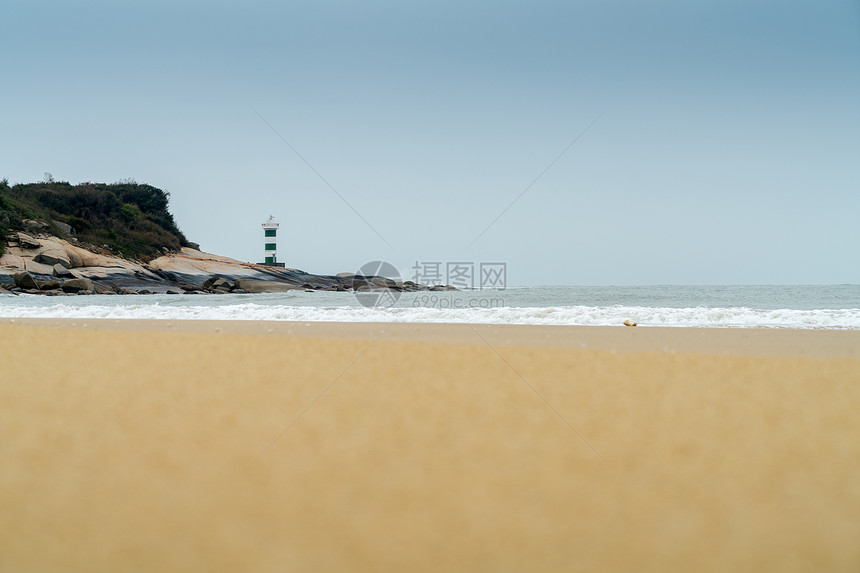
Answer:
xmin=2 ymin=0 xmax=858 ymax=285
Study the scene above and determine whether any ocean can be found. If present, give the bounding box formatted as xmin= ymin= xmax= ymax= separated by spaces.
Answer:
xmin=1 ymin=285 xmax=859 ymax=329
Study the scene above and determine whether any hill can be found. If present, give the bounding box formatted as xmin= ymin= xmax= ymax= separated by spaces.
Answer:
xmin=0 ymin=179 xmax=188 ymax=261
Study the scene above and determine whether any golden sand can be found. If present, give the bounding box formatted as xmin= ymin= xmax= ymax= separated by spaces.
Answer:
xmin=1 ymin=319 xmax=859 ymax=572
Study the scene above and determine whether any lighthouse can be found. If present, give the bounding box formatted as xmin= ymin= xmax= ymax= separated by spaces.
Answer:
xmin=261 ymin=215 xmax=284 ymax=267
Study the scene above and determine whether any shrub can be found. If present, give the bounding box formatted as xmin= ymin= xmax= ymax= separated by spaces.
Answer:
xmin=0 ymin=181 xmax=188 ymax=259
xmin=120 ymin=203 xmax=144 ymax=223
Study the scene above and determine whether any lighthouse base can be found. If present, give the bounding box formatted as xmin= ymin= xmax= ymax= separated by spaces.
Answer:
xmin=258 ymin=262 xmax=286 ymax=268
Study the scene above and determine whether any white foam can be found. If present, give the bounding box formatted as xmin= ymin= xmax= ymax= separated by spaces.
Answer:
xmin=1 ymin=302 xmax=858 ymax=329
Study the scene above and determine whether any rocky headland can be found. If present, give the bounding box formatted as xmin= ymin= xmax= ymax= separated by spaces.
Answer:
xmin=0 ymin=180 xmax=453 ymax=296
xmin=0 ymin=230 xmax=451 ymax=296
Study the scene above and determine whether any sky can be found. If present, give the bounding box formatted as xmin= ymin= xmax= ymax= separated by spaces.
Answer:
xmin=1 ymin=0 xmax=858 ymax=285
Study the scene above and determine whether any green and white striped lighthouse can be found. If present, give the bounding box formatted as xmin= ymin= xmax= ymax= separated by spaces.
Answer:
xmin=262 ymin=215 xmax=280 ymax=265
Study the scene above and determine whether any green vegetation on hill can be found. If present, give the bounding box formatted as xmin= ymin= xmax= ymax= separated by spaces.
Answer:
xmin=0 ymin=179 xmax=188 ymax=260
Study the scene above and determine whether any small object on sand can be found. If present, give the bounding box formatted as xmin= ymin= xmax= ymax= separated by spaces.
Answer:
xmin=623 ymin=320 xmax=637 ymax=327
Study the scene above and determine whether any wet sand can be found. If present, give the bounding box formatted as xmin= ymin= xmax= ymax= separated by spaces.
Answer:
xmin=1 ymin=319 xmax=859 ymax=572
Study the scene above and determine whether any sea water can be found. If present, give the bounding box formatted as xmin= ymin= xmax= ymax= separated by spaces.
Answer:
xmin=1 ymin=285 xmax=859 ymax=329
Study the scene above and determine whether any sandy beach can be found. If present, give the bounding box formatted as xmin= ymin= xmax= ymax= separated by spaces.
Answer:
xmin=1 ymin=319 xmax=859 ymax=572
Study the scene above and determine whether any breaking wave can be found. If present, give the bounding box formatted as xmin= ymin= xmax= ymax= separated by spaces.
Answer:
xmin=1 ymin=300 xmax=859 ymax=329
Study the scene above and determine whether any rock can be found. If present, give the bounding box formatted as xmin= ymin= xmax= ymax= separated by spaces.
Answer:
xmin=34 ymin=249 xmax=72 ymax=268
xmin=53 ymin=264 xmax=75 ymax=278
xmin=61 ymin=278 xmax=94 ymax=293
xmin=38 ymin=280 xmax=61 ymax=290
xmin=23 ymin=219 xmax=48 ymax=232
xmin=52 ymin=220 xmax=75 ymax=235
xmin=187 ymin=242 xmax=200 ymax=250
xmin=336 ymin=272 xmax=356 ymax=278
xmin=235 ymin=279 xmax=303 ymax=293
xmin=623 ymin=320 xmax=637 ymax=327
xmin=15 ymin=233 xmax=42 ymax=250
xmin=370 ymin=277 xmax=396 ymax=288
xmin=13 ymin=271 xmax=39 ymax=289
xmin=92 ymin=283 xmax=115 ymax=295
xmin=64 ymin=247 xmax=84 ymax=268
xmin=211 ymin=278 xmax=232 ymax=290
xmin=202 ymin=277 xmax=233 ymax=290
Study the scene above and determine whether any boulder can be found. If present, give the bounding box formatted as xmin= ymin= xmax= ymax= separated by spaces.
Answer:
xmin=52 ymin=220 xmax=75 ymax=235
xmin=13 ymin=271 xmax=39 ymax=290
xmin=235 ymin=279 xmax=302 ymax=293
xmin=211 ymin=278 xmax=232 ymax=290
xmin=370 ymin=277 xmax=397 ymax=288
xmin=61 ymin=278 xmax=94 ymax=293
xmin=63 ymin=247 xmax=84 ymax=268
xmin=38 ymin=280 xmax=61 ymax=290
xmin=623 ymin=320 xmax=638 ymax=327
xmin=15 ymin=233 xmax=42 ymax=250
xmin=53 ymin=264 xmax=75 ymax=278
xmin=203 ymin=277 xmax=233 ymax=290
xmin=23 ymin=219 xmax=48 ymax=232
xmin=92 ymin=283 xmax=116 ymax=295
xmin=34 ymin=249 xmax=72 ymax=268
